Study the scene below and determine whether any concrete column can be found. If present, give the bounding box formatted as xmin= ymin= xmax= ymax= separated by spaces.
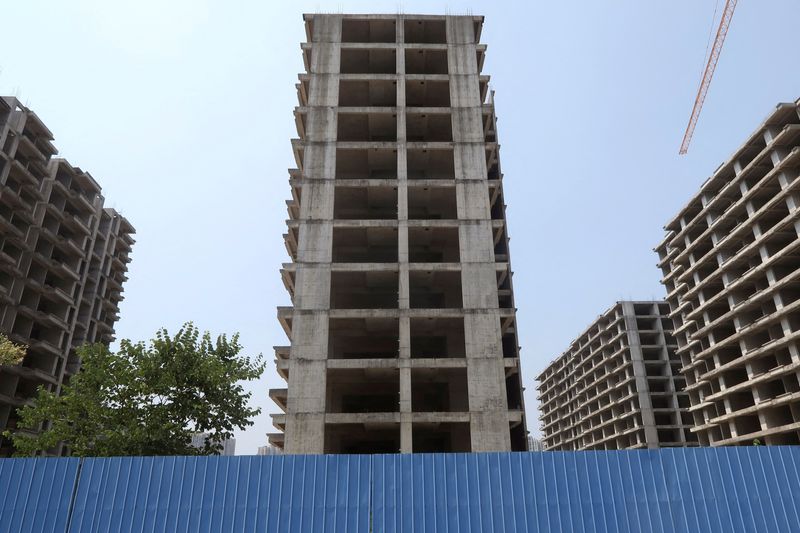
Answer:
xmin=447 ymin=15 xmax=509 ymax=452
xmin=396 ymin=19 xmax=412 ymax=452
xmin=621 ymin=302 xmax=660 ymax=448
xmin=399 ymin=364 xmax=412 ymax=453
xmin=284 ymin=14 xmax=341 ymax=454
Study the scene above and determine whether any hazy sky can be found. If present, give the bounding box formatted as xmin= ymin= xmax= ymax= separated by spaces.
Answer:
xmin=3 ymin=1 xmax=800 ymax=454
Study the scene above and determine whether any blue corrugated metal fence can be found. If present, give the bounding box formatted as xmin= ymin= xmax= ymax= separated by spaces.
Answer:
xmin=0 ymin=448 xmax=799 ymax=532
xmin=372 ymin=448 xmax=800 ymax=532
xmin=69 ymin=455 xmax=371 ymax=533
xmin=0 ymin=457 xmax=79 ymax=533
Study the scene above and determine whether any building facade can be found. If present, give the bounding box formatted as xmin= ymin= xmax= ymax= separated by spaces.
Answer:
xmin=527 ymin=436 xmax=544 ymax=451
xmin=0 ymin=97 xmax=134 ymax=455
xmin=269 ymin=14 xmax=527 ymax=453
xmin=256 ymin=444 xmax=282 ymax=456
xmin=537 ymin=301 xmax=695 ymax=450
xmin=657 ymin=99 xmax=800 ymax=446
xmin=191 ymin=433 xmax=236 ymax=456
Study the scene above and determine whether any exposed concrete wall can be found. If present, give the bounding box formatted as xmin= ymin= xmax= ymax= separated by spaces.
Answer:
xmin=284 ymin=16 xmax=341 ymax=454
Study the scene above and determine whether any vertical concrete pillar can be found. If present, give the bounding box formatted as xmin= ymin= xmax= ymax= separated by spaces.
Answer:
xmin=622 ymin=302 xmax=660 ymax=448
xmin=284 ymin=14 xmax=341 ymax=454
xmin=447 ymin=15 xmax=509 ymax=452
xmin=396 ymin=18 xmax=413 ymax=452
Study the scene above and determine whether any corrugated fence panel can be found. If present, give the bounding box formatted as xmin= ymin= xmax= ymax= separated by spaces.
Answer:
xmin=1 ymin=448 xmax=800 ymax=533
xmin=67 ymin=454 xmax=372 ymax=533
xmin=371 ymin=447 xmax=800 ymax=533
xmin=0 ymin=457 xmax=79 ymax=533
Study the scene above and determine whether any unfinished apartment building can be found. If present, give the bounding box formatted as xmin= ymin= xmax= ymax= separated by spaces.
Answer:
xmin=0 ymin=97 xmax=134 ymax=455
xmin=537 ymin=301 xmax=695 ymax=451
xmin=268 ymin=14 xmax=528 ymax=454
xmin=657 ymin=99 xmax=800 ymax=446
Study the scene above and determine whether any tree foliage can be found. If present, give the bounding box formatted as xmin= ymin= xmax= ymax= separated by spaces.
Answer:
xmin=4 ymin=323 xmax=265 ymax=457
xmin=0 ymin=333 xmax=25 ymax=366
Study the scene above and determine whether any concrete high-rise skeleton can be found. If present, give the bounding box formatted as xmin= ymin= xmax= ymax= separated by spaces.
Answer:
xmin=657 ymin=99 xmax=800 ymax=446
xmin=0 ymin=97 xmax=134 ymax=455
xmin=537 ymin=301 xmax=695 ymax=450
xmin=269 ymin=14 xmax=528 ymax=453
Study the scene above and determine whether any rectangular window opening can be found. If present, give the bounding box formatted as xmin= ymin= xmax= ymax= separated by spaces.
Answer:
xmin=328 ymin=317 xmax=399 ymax=359
xmin=410 ymin=317 xmax=465 ymax=358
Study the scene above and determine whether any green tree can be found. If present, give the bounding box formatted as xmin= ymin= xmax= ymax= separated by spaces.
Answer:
xmin=0 ymin=333 xmax=26 ymax=366
xmin=4 ymin=323 xmax=265 ymax=457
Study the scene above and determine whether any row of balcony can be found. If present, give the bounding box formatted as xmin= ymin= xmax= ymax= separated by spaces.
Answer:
xmin=306 ymin=18 xmax=477 ymax=46
xmin=275 ymin=312 xmax=518 ymax=360
xmin=296 ymin=109 xmax=495 ymax=143
xmin=298 ymin=77 xmax=489 ymax=107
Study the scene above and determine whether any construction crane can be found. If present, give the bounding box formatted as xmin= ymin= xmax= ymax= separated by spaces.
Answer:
xmin=679 ymin=0 xmax=739 ymax=154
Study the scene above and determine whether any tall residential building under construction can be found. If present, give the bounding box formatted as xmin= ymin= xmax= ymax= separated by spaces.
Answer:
xmin=0 ymin=97 xmax=134 ymax=455
xmin=537 ymin=301 xmax=695 ymax=450
xmin=657 ymin=98 xmax=800 ymax=446
xmin=269 ymin=14 xmax=528 ymax=453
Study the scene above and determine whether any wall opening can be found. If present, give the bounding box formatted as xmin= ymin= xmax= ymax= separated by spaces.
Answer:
xmin=404 ymin=49 xmax=448 ymax=74
xmin=334 ymin=186 xmax=398 ymax=219
xmin=412 ymin=423 xmax=471 ymax=452
xmin=341 ymin=19 xmax=396 ymax=43
xmin=407 ymin=186 xmax=457 ymax=219
xmin=330 ymin=271 xmax=398 ymax=309
xmin=341 ymin=49 xmax=396 ymax=74
xmin=336 ymin=148 xmax=397 ymax=179
xmin=404 ymin=19 xmax=447 ymax=44
xmin=332 ymin=227 xmax=398 ymax=263
xmin=339 ymin=80 xmax=397 ymax=107
xmin=410 ymin=317 xmax=465 ymax=358
xmin=411 ymin=367 xmax=468 ymax=412
xmin=406 ymin=112 xmax=452 ymax=142
xmin=408 ymin=227 xmax=459 ymax=262
xmin=407 ymin=148 xmax=454 ymax=179
xmin=409 ymin=270 xmax=462 ymax=308
xmin=338 ymin=113 xmax=397 ymax=142
xmin=325 ymin=423 xmax=400 ymax=453
xmin=328 ymin=317 xmax=399 ymax=359
xmin=326 ymin=368 xmax=399 ymax=413
xmin=406 ymin=80 xmax=450 ymax=107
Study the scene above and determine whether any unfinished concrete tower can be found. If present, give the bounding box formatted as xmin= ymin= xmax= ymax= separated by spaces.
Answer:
xmin=0 ymin=97 xmax=134 ymax=455
xmin=657 ymin=99 xmax=800 ymax=446
xmin=269 ymin=14 xmax=528 ymax=453
xmin=537 ymin=301 xmax=696 ymax=450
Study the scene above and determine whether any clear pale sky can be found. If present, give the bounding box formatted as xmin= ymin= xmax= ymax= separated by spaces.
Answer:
xmin=3 ymin=1 xmax=799 ymax=454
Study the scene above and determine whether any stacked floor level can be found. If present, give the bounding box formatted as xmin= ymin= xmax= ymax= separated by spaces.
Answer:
xmin=537 ymin=301 xmax=695 ymax=450
xmin=0 ymin=97 xmax=134 ymax=455
xmin=657 ymin=99 xmax=800 ymax=446
xmin=268 ymin=14 xmax=528 ymax=454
